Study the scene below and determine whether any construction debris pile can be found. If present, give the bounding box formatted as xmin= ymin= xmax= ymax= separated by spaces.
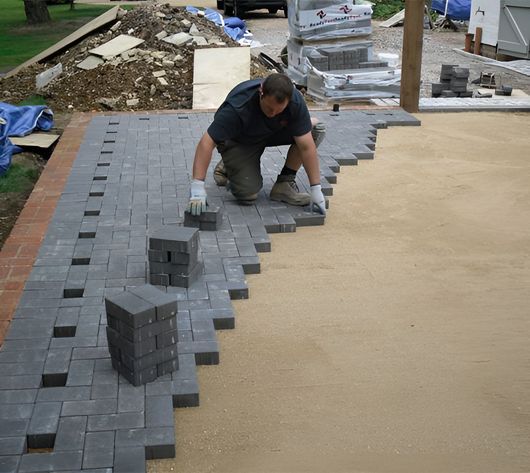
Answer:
xmin=0 ymin=3 xmax=269 ymax=112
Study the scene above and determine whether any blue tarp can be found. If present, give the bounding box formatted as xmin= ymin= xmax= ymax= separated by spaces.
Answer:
xmin=432 ymin=0 xmax=471 ymax=21
xmin=0 ymin=103 xmax=54 ymax=176
xmin=185 ymin=6 xmax=247 ymax=41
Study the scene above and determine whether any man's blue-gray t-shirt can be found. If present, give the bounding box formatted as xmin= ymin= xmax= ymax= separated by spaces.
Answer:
xmin=207 ymin=79 xmax=312 ymax=145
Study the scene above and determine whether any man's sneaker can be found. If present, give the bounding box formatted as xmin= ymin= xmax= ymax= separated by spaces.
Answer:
xmin=270 ymin=175 xmax=310 ymax=206
xmin=213 ymin=160 xmax=228 ymax=186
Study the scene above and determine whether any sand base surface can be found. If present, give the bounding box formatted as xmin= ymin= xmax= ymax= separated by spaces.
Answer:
xmin=149 ymin=112 xmax=530 ymax=473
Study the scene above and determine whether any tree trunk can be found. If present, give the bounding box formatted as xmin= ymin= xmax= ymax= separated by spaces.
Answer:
xmin=24 ymin=0 xmax=51 ymax=25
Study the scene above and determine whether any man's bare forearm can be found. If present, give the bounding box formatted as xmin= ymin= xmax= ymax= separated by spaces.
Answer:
xmin=296 ymin=134 xmax=321 ymax=186
xmin=192 ymin=132 xmax=216 ymax=180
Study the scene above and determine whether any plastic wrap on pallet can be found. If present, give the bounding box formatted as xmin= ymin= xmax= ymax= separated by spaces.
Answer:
xmin=306 ymin=61 xmax=401 ymax=101
xmin=287 ymin=0 xmax=372 ymax=41
xmin=286 ymin=65 xmax=309 ymax=86
xmin=287 ymin=37 xmax=374 ymax=75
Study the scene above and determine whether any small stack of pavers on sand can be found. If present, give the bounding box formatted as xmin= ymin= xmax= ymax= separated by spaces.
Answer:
xmin=431 ymin=64 xmax=472 ymax=98
xmin=0 ymin=3 xmax=269 ymax=112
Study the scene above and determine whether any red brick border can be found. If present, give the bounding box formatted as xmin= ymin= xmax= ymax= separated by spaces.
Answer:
xmin=0 ymin=112 xmax=95 ymax=345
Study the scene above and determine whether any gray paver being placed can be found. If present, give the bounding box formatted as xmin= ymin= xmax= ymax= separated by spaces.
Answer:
xmin=0 ymin=109 xmax=419 ymax=472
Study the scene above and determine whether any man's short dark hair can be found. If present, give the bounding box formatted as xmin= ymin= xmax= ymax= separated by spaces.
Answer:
xmin=262 ymin=73 xmax=294 ymax=103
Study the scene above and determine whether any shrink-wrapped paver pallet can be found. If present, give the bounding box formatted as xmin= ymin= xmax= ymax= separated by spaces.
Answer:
xmin=286 ymin=0 xmax=401 ymax=100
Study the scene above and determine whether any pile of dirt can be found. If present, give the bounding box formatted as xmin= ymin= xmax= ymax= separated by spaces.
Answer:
xmin=0 ymin=3 xmax=270 ymax=112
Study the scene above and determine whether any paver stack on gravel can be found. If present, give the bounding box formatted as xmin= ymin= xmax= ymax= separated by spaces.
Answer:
xmin=431 ymin=64 xmax=472 ymax=97
xmin=0 ymin=109 xmax=419 ymax=472
xmin=285 ymin=0 xmax=401 ymax=100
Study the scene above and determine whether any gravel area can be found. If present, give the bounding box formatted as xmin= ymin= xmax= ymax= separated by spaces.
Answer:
xmin=246 ymin=14 xmax=530 ymax=98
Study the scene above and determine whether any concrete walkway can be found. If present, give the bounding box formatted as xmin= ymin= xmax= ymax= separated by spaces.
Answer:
xmin=0 ymin=107 xmax=419 ymax=472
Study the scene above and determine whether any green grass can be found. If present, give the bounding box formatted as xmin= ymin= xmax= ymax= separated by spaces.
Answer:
xmin=17 ymin=94 xmax=47 ymax=106
xmin=0 ymin=162 xmax=40 ymax=193
xmin=371 ymin=0 xmax=405 ymax=20
xmin=0 ymin=0 xmax=122 ymax=71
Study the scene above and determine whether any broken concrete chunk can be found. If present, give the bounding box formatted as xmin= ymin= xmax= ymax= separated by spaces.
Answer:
xmin=162 ymin=60 xmax=175 ymax=67
xmin=189 ymin=24 xmax=200 ymax=35
xmin=126 ymin=98 xmax=139 ymax=106
xmin=153 ymin=70 xmax=166 ymax=78
xmin=77 ymin=55 xmax=104 ymax=71
xmin=162 ymin=32 xmax=193 ymax=46
xmin=36 ymin=63 xmax=62 ymax=89
xmin=151 ymin=51 xmax=168 ymax=59
xmin=128 ymin=28 xmax=135 ymax=34
xmin=181 ymin=19 xmax=191 ymax=28
xmin=98 ymin=98 xmax=119 ymax=110
xmin=155 ymin=12 xmax=166 ymax=18
xmin=155 ymin=30 xmax=168 ymax=40
xmin=150 ymin=85 xmax=156 ymax=96
xmin=192 ymin=36 xmax=208 ymax=46
xmin=110 ymin=20 xmax=122 ymax=32
xmin=121 ymin=51 xmax=130 ymax=61
xmin=90 ymin=34 xmax=144 ymax=58
xmin=173 ymin=54 xmax=184 ymax=61
xmin=158 ymin=77 xmax=169 ymax=86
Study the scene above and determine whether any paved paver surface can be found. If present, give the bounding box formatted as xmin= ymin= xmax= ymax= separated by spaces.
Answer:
xmin=0 ymin=109 xmax=419 ymax=472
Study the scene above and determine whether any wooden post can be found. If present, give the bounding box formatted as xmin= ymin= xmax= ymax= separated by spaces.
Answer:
xmin=400 ymin=0 xmax=425 ymax=113
xmin=474 ymin=27 xmax=483 ymax=55
xmin=464 ymin=33 xmax=473 ymax=52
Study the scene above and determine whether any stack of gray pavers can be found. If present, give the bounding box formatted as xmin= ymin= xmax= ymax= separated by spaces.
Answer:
xmin=286 ymin=1 xmax=374 ymax=87
xmin=148 ymin=226 xmax=203 ymax=288
xmin=105 ymin=285 xmax=179 ymax=386
xmin=431 ymin=64 xmax=472 ymax=98
xmin=307 ymin=43 xmax=377 ymax=72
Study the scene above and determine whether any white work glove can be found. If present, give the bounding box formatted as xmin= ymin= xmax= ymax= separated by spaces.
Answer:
xmin=310 ymin=184 xmax=326 ymax=215
xmin=187 ymin=179 xmax=207 ymax=216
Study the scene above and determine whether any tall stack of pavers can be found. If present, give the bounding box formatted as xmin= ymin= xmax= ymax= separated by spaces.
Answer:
xmin=286 ymin=0 xmax=375 ymax=87
xmin=105 ymin=285 xmax=179 ymax=385
xmin=148 ymin=226 xmax=202 ymax=288
xmin=431 ymin=64 xmax=472 ymax=98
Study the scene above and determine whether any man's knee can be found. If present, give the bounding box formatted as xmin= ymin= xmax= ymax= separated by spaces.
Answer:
xmin=311 ymin=121 xmax=326 ymax=148
xmin=228 ymin=177 xmax=262 ymax=202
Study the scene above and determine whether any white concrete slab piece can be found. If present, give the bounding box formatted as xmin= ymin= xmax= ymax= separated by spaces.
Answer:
xmin=11 ymin=134 xmax=60 ymax=149
xmin=162 ymin=32 xmax=193 ymax=46
xmin=77 ymin=55 xmax=105 ymax=70
xmin=36 ymin=63 xmax=62 ymax=89
xmin=380 ymin=9 xmax=405 ymax=28
xmin=192 ymin=47 xmax=250 ymax=110
xmin=89 ymin=34 xmax=144 ymax=58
